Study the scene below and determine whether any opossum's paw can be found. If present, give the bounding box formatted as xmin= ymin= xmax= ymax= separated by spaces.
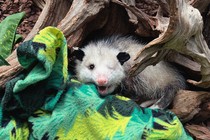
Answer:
xmin=149 ymin=104 xmax=161 ymax=109
xmin=140 ymin=98 xmax=170 ymax=109
xmin=151 ymin=96 xmax=172 ymax=109
xmin=140 ymin=99 xmax=158 ymax=108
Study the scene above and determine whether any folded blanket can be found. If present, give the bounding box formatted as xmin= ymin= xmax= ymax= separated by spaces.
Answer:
xmin=0 ymin=26 xmax=193 ymax=140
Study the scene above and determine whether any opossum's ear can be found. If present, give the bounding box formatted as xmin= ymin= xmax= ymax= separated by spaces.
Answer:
xmin=72 ymin=48 xmax=85 ymax=61
xmin=117 ymin=52 xmax=130 ymax=65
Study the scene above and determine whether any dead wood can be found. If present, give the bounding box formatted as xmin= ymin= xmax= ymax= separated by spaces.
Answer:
xmin=57 ymin=0 xmax=110 ymax=48
xmin=185 ymin=124 xmax=210 ymax=140
xmin=188 ymin=0 xmax=210 ymax=14
xmin=112 ymin=0 xmax=160 ymax=37
xmin=26 ymin=0 xmax=71 ymax=41
xmin=171 ymin=90 xmax=210 ymax=122
xmin=32 ymin=0 xmax=45 ymax=9
xmin=129 ymin=0 xmax=210 ymax=89
xmin=0 ymin=50 xmax=23 ymax=88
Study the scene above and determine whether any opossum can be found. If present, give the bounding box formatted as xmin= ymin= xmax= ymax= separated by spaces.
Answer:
xmin=73 ymin=36 xmax=186 ymax=109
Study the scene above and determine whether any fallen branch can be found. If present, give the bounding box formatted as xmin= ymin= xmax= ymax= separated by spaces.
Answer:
xmin=130 ymin=0 xmax=210 ymax=88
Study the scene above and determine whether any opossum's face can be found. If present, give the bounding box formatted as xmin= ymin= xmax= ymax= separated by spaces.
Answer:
xmin=74 ymin=45 xmax=130 ymax=96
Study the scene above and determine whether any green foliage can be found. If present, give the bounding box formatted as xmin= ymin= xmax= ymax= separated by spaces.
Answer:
xmin=0 ymin=12 xmax=25 ymax=66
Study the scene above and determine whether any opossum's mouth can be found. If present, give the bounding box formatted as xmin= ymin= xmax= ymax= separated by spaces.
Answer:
xmin=97 ymin=85 xmax=111 ymax=96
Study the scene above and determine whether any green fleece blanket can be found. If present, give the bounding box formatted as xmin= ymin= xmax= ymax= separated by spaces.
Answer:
xmin=0 ymin=26 xmax=193 ymax=140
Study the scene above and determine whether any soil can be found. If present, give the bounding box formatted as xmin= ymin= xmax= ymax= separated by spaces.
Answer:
xmin=0 ymin=0 xmax=41 ymax=39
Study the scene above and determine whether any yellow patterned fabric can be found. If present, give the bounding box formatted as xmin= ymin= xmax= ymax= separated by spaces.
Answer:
xmin=0 ymin=26 xmax=193 ymax=140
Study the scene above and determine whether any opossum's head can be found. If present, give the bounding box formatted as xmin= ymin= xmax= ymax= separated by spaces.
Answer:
xmin=74 ymin=44 xmax=130 ymax=96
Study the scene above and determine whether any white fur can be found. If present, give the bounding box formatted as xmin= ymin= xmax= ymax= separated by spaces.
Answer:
xmin=76 ymin=42 xmax=126 ymax=94
xmin=75 ymin=36 xmax=186 ymax=108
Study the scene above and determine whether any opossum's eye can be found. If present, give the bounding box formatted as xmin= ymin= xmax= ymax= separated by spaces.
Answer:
xmin=88 ymin=64 xmax=95 ymax=70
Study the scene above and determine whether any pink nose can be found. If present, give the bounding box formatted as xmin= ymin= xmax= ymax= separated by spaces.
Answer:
xmin=96 ymin=76 xmax=108 ymax=85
